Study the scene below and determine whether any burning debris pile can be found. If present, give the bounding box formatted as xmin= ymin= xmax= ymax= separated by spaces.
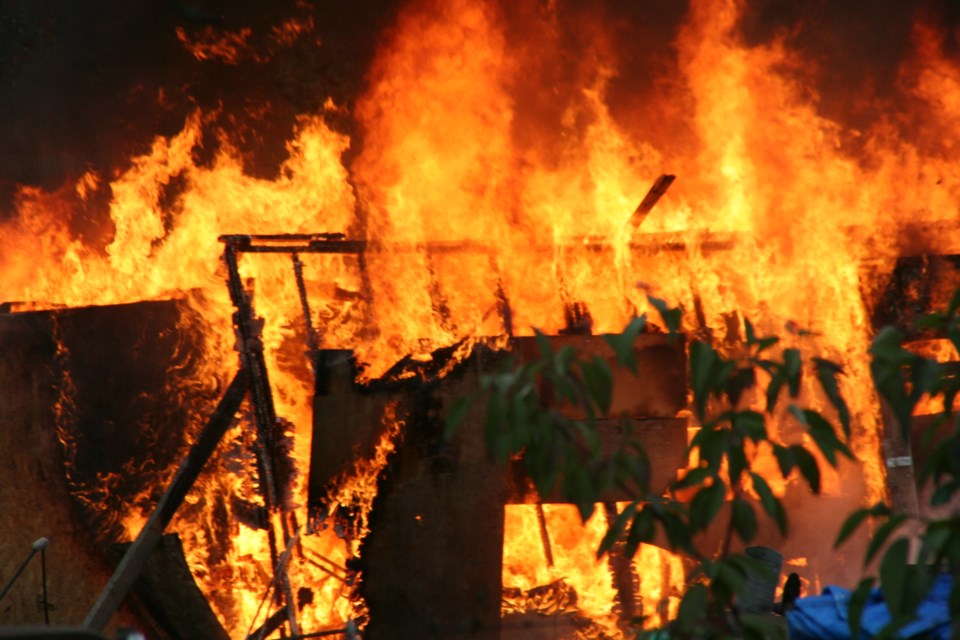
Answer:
xmin=2 ymin=0 xmax=960 ymax=638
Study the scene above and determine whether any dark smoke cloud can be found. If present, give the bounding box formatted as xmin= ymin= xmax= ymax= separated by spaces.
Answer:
xmin=1 ymin=0 xmax=957 ymax=216
xmin=738 ymin=0 xmax=952 ymax=132
xmin=0 ymin=0 xmax=402 ymax=217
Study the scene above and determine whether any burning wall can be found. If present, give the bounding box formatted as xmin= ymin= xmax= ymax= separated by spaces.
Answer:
xmin=0 ymin=300 xmax=212 ymax=635
xmin=2 ymin=0 xmax=960 ymax=637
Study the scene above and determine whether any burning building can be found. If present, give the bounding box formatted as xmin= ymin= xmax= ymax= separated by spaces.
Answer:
xmin=1 ymin=0 xmax=959 ymax=638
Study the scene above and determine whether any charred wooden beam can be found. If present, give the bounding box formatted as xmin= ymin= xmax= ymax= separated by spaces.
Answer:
xmin=223 ymin=243 xmax=300 ymax=635
xmin=602 ymin=503 xmax=641 ymax=626
xmin=217 ymin=231 xmax=737 ymax=257
xmin=629 ymin=174 xmax=676 ymax=230
xmin=111 ymin=534 xmax=229 ymax=640
xmin=246 ymin=608 xmax=288 ymax=640
xmin=220 ymin=221 xmax=960 ymax=263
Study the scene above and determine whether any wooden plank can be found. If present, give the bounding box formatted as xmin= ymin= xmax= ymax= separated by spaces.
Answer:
xmin=359 ymin=356 xmax=506 ymax=640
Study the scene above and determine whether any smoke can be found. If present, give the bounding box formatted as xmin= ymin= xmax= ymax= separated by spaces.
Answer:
xmin=0 ymin=0 xmax=401 ymax=217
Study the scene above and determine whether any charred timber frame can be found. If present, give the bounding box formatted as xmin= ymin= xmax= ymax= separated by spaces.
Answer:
xmin=223 ymin=243 xmax=301 ymax=637
xmin=83 ymin=235 xmax=376 ymax=635
xmin=218 ymin=232 xmax=688 ymax=637
xmin=84 ymin=216 xmax=951 ymax=635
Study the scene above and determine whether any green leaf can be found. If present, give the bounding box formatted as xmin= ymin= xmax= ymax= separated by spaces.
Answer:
xmin=932 ymin=479 xmax=960 ymax=506
xmin=565 ymin=465 xmax=596 ymax=522
xmin=648 ymin=296 xmax=681 ymax=336
xmin=658 ymin=507 xmax=694 ymax=553
xmin=572 ymin=420 xmax=601 ymax=457
xmin=598 ymin=502 xmax=637 ymax=558
xmin=835 ymin=507 xmax=872 ymax=548
xmin=791 ymin=445 xmax=821 ymax=494
xmin=740 ymin=613 xmax=788 ymax=639
xmin=917 ymin=520 xmax=952 ymax=566
xmin=813 ymin=357 xmax=851 ymax=437
xmin=865 ymin=514 xmax=908 ymax=564
xmin=726 ymin=367 xmax=757 ymax=406
xmin=879 ymin=538 xmax=910 ymax=619
xmin=602 ymin=316 xmax=646 ymax=373
xmin=870 ymin=326 xmax=909 ymax=362
xmin=507 ymin=391 xmax=531 ymax=449
xmin=765 ymin=369 xmax=786 ymax=413
xmin=783 ymin=348 xmax=802 ymax=397
xmin=728 ymin=444 xmax=748 ymax=487
xmin=676 ymin=584 xmax=708 ymax=631
xmin=794 ymin=408 xmax=853 ymax=466
xmin=835 ymin=503 xmax=891 ymax=548
xmin=756 ymin=336 xmax=780 ymax=352
xmin=484 ymin=395 xmax=511 ymax=462
xmin=804 ymin=416 xmax=840 ymax=465
xmin=690 ymin=481 xmax=726 ymax=531
xmin=745 ymin=317 xmax=757 ymax=344
xmin=733 ymin=410 xmax=766 ymax=442
xmin=751 ymin=472 xmax=787 ymax=535
xmin=744 ymin=318 xmax=780 ymax=354
xmin=534 ymin=328 xmax=554 ymax=358
xmin=695 ymin=427 xmax=729 ymax=473
xmin=580 ymin=355 xmax=614 ymax=415
xmin=690 ymin=340 xmax=720 ymax=421
xmin=848 ymin=577 xmax=875 ymax=640
xmin=554 ymin=345 xmax=577 ymax=376
xmin=625 ymin=506 xmax=656 ymax=559
xmin=913 ymin=358 xmax=944 ymax=399
xmin=673 ymin=466 xmax=710 ymax=490
xmin=528 ymin=419 xmax=561 ymax=498
xmin=732 ymin=498 xmax=757 ymax=543
xmin=444 ymin=395 xmax=472 ymax=439
xmin=773 ymin=444 xmax=795 ymax=478
xmin=915 ymin=311 xmax=947 ymax=331
xmin=713 ymin=558 xmax=750 ymax=599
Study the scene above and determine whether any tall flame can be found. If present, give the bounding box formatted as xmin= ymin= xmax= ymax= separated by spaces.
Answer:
xmin=5 ymin=0 xmax=960 ymax=636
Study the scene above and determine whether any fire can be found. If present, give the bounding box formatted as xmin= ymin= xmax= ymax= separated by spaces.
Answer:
xmin=175 ymin=4 xmax=316 ymax=65
xmin=176 ymin=26 xmax=256 ymax=64
xmin=6 ymin=0 xmax=960 ymax=636
xmin=503 ymin=504 xmax=683 ymax=633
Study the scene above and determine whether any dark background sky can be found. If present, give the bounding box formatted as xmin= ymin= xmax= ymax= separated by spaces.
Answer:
xmin=0 ymin=0 xmax=955 ymax=215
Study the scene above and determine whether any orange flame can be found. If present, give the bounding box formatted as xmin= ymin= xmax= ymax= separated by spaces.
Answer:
xmin=7 ymin=0 xmax=960 ymax=635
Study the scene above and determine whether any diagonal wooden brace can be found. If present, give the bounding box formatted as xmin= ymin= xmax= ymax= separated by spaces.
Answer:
xmin=83 ymin=369 xmax=249 ymax=632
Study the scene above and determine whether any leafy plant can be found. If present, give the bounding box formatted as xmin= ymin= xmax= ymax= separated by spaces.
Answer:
xmin=834 ymin=290 xmax=960 ymax=639
xmin=447 ymin=297 xmax=855 ymax=638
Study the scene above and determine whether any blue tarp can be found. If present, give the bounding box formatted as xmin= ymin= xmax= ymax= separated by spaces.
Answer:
xmin=786 ymin=573 xmax=954 ymax=639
